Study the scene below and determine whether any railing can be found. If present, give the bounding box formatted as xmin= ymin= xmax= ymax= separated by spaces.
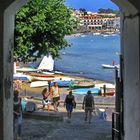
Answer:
xmin=112 ymin=112 xmax=121 ymax=140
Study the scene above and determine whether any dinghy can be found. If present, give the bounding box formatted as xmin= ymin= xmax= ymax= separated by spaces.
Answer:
xmin=72 ymin=87 xmax=100 ymax=95
xmin=102 ymin=64 xmax=119 ymax=69
xmin=69 ymin=80 xmax=95 ymax=89
xmin=30 ymin=81 xmax=48 ymax=88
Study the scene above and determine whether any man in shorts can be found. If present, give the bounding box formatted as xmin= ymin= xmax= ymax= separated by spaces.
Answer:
xmin=50 ymin=82 xmax=60 ymax=111
xmin=82 ymin=90 xmax=95 ymax=123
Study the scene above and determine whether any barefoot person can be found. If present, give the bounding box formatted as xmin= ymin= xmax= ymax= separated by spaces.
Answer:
xmin=50 ymin=82 xmax=60 ymax=111
xmin=82 ymin=90 xmax=95 ymax=123
xmin=64 ymin=90 xmax=76 ymax=119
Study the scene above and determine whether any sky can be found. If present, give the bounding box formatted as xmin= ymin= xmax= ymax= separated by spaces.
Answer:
xmin=65 ymin=0 xmax=119 ymax=12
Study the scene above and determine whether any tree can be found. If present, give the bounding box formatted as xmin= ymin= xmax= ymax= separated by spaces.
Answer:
xmin=79 ymin=8 xmax=87 ymax=15
xmin=98 ymin=8 xmax=119 ymax=14
xmin=14 ymin=0 xmax=75 ymax=62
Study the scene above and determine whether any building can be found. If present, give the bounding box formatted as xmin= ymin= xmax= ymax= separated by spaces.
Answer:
xmin=73 ymin=10 xmax=120 ymax=31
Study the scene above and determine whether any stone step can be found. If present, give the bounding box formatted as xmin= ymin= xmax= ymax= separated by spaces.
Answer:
xmin=23 ymin=110 xmax=63 ymax=121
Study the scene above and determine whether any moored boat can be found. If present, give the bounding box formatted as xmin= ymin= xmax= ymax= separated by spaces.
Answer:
xmin=102 ymin=64 xmax=119 ymax=69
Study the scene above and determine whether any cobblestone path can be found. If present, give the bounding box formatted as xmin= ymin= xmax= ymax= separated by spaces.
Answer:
xmin=22 ymin=108 xmax=112 ymax=140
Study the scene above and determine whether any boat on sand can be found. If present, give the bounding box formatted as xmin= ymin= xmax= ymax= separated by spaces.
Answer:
xmin=30 ymin=81 xmax=48 ymax=88
xmin=69 ymin=80 xmax=95 ymax=89
xmin=72 ymin=87 xmax=100 ymax=95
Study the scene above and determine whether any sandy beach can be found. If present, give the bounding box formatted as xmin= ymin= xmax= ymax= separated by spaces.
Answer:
xmin=20 ymin=72 xmax=111 ymax=98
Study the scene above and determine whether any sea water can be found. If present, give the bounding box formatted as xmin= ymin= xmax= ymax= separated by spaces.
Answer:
xmin=54 ymin=33 xmax=120 ymax=83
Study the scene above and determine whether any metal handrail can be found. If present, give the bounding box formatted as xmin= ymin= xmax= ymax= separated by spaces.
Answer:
xmin=112 ymin=112 xmax=121 ymax=140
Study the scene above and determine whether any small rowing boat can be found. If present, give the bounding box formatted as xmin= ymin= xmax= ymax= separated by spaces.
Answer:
xmin=30 ymin=81 xmax=48 ymax=87
xmin=69 ymin=80 xmax=95 ymax=89
xmin=72 ymin=87 xmax=100 ymax=95
xmin=102 ymin=64 xmax=119 ymax=69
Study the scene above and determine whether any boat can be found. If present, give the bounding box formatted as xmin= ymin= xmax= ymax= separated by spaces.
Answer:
xmin=69 ymin=80 xmax=95 ymax=89
xmin=31 ymin=76 xmax=56 ymax=81
xmin=102 ymin=64 xmax=119 ymax=69
xmin=13 ymin=73 xmax=32 ymax=81
xmin=93 ymin=32 xmax=101 ymax=35
xmin=95 ymin=83 xmax=115 ymax=96
xmin=37 ymin=55 xmax=54 ymax=71
xmin=30 ymin=81 xmax=48 ymax=88
xmin=42 ymin=71 xmax=55 ymax=75
xmin=26 ymin=72 xmax=54 ymax=78
xmin=95 ymin=83 xmax=115 ymax=89
xmin=54 ymin=77 xmax=75 ymax=81
xmin=105 ymin=91 xmax=115 ymax=96
xmin=72 ymin=87 xmax=101 ymax=95
xmin=51 ymin=80 xmax=72 ymax=87
xmin=38 ymin=55 xmax=54 ymax=71
xmin=16 ymin=67 xmax=38 ymax=72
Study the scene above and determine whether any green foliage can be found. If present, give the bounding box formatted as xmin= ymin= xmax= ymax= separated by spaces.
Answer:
xmin=14 ymin=0 xmax=75 ymax=62
xmin=98 ymin=8 xmax=120 ymax=14
xmin=79 ymin=8 xmax=87 ymax=15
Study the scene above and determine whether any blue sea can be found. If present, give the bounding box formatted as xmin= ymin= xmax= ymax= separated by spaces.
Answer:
xmin=54 ymin=33 xmax=120 ymax=83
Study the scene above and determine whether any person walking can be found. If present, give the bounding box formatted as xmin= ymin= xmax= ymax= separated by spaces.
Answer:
xmin=13 ymin=90 xmax=23 ymax=140
xmin=82 ymin=90 xmax=95 ymax=123
xmin=50 ymin=82 xmax=60 ymax=112
xmin=64 ymin=90 xmax=76 ymax=119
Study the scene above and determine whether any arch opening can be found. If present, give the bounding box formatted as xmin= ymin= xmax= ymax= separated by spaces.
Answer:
xmin=0 ymin=0 xmax=140 ymax=140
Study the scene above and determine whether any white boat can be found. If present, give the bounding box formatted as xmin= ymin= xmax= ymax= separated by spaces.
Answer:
xmin=16 ymin=67 xmax=38 ymax=72
xmin=95 ymin=83 xmax=115 ymax=89
xmin=93 ymin=32 xmax=101 ymax=35
xmin=13 ymin=73 xmax=32 ymax=81
xmin=54 ymin=77 xmax=75 ymax=81
xmin=31 ymin=76 xmax=56 ymax=81
xmin=102 ymin=64 xmax=119 ymax=69
xmin=42 ymin=71 xmax=55 ymax=75
xmin=30 ymin=81 xmax=48 ymax=88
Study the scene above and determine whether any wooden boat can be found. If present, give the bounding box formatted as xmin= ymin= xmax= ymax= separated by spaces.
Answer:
xmin=30 ymin=81 xmax=48 ymax=88
xmin=72 ymin=87 xmax=100 ymax=95
xmin=26 ymin=72 xmax=54 ymax=78
xmin=70 ymin=80 xmax=95 ymax=89
xmin=102 ymin=64 xmax=119 ymax=69
xmin=16 ymin=67 xmax=38 ymax=72
xmin=105 ymin=91 xmax=115 ymax=96
xmin=31 ymin=76 xmax=56 ymax=81
xmin=51 ymin=80 xmax=72 ymax=87
xmin=13 ymin=73 xmax=32 ymax=81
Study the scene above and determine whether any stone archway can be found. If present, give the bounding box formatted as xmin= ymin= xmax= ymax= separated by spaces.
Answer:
xmin=0 ymin=1 xmax=29 ymax=140
xmin=0 ymin=0 xmax=140 ymax=140
xmin=113 ymin=1 xmax=140 ymax=140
